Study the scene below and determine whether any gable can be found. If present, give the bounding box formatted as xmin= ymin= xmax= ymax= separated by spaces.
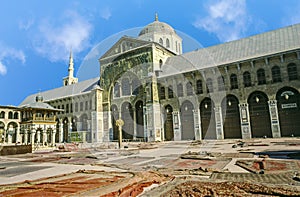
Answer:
xmin=100 ymin=36 xmax=152 ymax=60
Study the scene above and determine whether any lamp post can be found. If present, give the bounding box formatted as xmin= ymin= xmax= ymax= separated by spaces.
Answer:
xmin=116 ymin=119 xmax=124 ymax=149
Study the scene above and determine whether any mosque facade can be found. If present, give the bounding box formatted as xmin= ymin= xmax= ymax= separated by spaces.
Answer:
xmin=1 ymin=15 xmax=300 ymax=145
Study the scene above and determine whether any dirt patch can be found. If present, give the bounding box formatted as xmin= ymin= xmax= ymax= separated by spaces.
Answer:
xmin=0 ymin=170 xmax=173 ymax=197
xmin=236 ymin=159 xmax=300 ymax=174
xmin=160 ymin=180 xmax=300 ymax=196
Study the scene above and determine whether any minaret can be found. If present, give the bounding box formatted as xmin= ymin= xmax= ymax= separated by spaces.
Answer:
xmin=68 ymin=49 xmax=74 ymax=78
xmin=63 ymin=49 xmax=78 ymax=86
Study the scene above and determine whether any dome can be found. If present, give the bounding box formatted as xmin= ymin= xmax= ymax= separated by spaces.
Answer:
xmin=138 ymin=14 xmax=176 ymax=37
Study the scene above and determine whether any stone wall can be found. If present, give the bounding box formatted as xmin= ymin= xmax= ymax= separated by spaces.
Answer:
xmin=0 ymin=144 xmax=32 ymax=155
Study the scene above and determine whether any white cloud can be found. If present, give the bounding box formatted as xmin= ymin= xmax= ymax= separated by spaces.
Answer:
xmin=19 ymin=18 xmax=34 ymax=30
xmin=0 ymin=44 xmax=26 ymax=76
xmin=193 ymin=0 xmax=249 ymax=42
xmin=0 ymin=62 xmax=7 ymax=75
xmin=33 ymin=10 xmax=93 ymax=62
xmin=100 ymin=7 xmax=112 ymax=20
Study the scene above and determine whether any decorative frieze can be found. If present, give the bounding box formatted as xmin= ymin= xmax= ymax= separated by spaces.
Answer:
xmin=238 ymin=103 xmax=251 ymax=139
xmin=268 ymin=100 xmax=281 ymax=138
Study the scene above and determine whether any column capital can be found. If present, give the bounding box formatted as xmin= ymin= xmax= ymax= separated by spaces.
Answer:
xmin=268 ymin=100 xmax=277 ymax=105
xmin=239 ymin=103 xmax=248 ymax=108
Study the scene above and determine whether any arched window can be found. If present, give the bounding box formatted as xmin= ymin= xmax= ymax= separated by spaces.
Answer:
xmin=160 ymin=86 xmax=165 ymax=99
xmin=8 ymin=111 xmax=13 ymax=119
xmin=243 ymin=71 xmax=252 ymax=87
xmin=66 ymin=104 xmax=69 ymax=113
xmin=287 ymin=63 xmax=298 ymax=81
xmin=114 ymin=82 xmax=120 ymax=97
xmin=132 ymin=78 xmax=140 ymax=96
xmin=75 ymin=103 xmax=78 ymax=112
xmin=122 ymin=78 xmax=130 ymax=96
xmin=186 ymin=82 xmax=193 ymax=96
xmin=206 ymin=78 xmax=213 ymax=93
xmin=13 ymin=112 xmax=18 ymax=119
xmin=61 ymin=105 xmax=65 ymax=114
xmin=177 ymin=83 xmax=183 ymax=97
xmin=80 ymin=102 xmax=83 ymax=111
xmin=159 ymin=59 xmax=163 ymax=70
xmin=0 ymin=111 xmax=5 ymax=119
xmin=57 ymin=105 xmax=60 ymax=114
xmin=230 ymin=74 xmax=238 ymax=89
xmin=168 ymin=86 xmax=174 ymax=98
xmin=257 ymin=68 xmax=266 ymax=85
xmin=159 ymin=38 xmax=163 ymax=45
xmin=196 ymin=80 xmax=203 ymax=94
xmin=272 ymin=66 xmax=281 ymax=83
xmin=85 ymin=101 xmax=88 ymax=110
xmin=218 ymin=76 xmax=225 ymax=91
xmin=166 ymin=38 xmax=170 ymax=48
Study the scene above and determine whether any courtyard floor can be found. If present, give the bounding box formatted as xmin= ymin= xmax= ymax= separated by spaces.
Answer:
xmin=0 ymin=137 xmax=300 ymax=196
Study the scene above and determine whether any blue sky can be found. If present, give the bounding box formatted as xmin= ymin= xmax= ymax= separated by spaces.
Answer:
xmin=1 ymin=0 xmax=300 ymax=106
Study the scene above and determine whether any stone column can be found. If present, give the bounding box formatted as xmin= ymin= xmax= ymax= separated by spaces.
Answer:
xmin=24 ymin=130 xmax=28 ymax=145
xmin=193 ymin=109 xmax=201 ymax=140
xmin=43 ymin=129 xmax=48 ymax=146
xmin=37 ymin=130 xmax=41 ymax=144
xmin=172 ymin=111 xmax=181 ymax=141
xmin=133 ymin=107 xmax=137 ymax=140
xmin=59 ymin=122 xmax=64 ymax=143
xmin=268 ymin=100 xmax=281 ymax=138
xmin=31 ymin=129 xmax=36 ymax=144
xmin=52 ymin=129 xmax=56 ymax=146
xmin=143 ymin=106 xmax=148 ymax=142
xmin=16 ymin=126 xmax=21 ymax=143
xmin=214 ymin=106 xmax=224 ymax=140
xmin=238 ymin=103 xmax=252 ymax=139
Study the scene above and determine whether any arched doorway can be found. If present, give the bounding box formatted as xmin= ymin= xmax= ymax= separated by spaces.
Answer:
xmin=7 ymin=122 xmax=18 ymax=143
xmin=221 ymin=95 xmax=241 ymax=139
xmin=200 ymin=98 xmax=216 ymax=139
xmin=276 ymin=87 xmax=300 ymax=137
xmin=135 ymin=101 xmax=144 ymax=139
xmin=55 ymin=119 xmax=60 ymax=143
xmin=71 ymin=117 xmax=78 ymax=131
xmin=111 ymin=105 xmax=119 ymax=141
xmin=0 ymin=122 xmax=5 ymax=143
xmin=63 ymin=118 xmax=69 ymax=142
xmin=180 ymin=101 xmax=195 ymax=140
xmin=248 ymin=91 xmax=272 ymax=138
xmin=164 ymin=105 xmax=174 ymax=141
xmin=121 ymin=102 xmax=134 ymax=139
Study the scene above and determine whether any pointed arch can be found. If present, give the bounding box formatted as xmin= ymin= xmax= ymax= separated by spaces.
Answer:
xmin=135 ymin=101 xmax=144 ymax=139
xmin=164 ymin=105 xmax=174 ymax=141
xmin=221 ymin=95 xmax=241 ymax=139
xmin=200 ymin=98 xmax=216 ymax=139
xmin=287 ymin=63 xmax=298 ymax=81
xmin=63 ymin=118 xmax=69 ymax=142
xmin=257 ymin=68 xmax=266 ymax=85
xmin=121 ymin=102 xmax=134 ymax=139
xmin=180 ymin=100 xmax=195 ymax=140
xmin=111 ymin=105 xmax=119 ymax=140
xmin=276 ymin=87 xmax=300 ymax=137
xmin=248 ymin=91 xmax=272 ymax=138
xmin=271 ymin=66 xmax=281 ymax=83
